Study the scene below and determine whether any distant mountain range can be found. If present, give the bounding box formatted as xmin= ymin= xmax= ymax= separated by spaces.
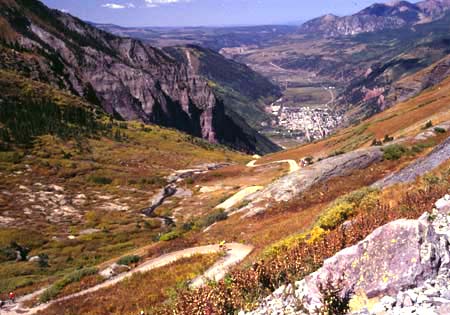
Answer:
xmin=300 ymin=0 xmax=450 ymax=37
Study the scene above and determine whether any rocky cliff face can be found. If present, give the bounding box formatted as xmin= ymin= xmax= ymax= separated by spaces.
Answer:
xmin=336 ymin=49 xmax=450 ymax=123
xmin=0 ymin=0 xmax=280 ymax=154
xmin=300 ymin=0 xmax=450 ymax=37
xmin=163 ymin=45 xmax=281 ymax=129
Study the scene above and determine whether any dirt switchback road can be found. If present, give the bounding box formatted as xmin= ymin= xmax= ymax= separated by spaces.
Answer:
xmin=3 ymin=243 xmax=253 ymax=315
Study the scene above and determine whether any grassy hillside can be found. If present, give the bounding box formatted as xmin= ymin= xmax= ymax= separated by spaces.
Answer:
xmin=0 ymin=13 xmax=449 ymax=314
xmin=9 ymin=68 xmax=446 ymax=314
xmin=0 ymin=70 xmax=248 ymax=295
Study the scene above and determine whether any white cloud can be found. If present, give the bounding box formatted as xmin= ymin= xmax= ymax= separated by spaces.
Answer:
xmin=144 ymin=0 xmax=191 ymax=8
xmin=102 ymin=2 xmax=136 ymax=9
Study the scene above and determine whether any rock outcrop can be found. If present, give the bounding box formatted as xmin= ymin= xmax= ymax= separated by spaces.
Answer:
xmin=374 ymin=135 xmax=450 ymax=189
xmin=243 ymin=195 xmax=450 ymax=315
xmin=0 ymin=0 xmax=279 ymax=154
xmin=237 ymin=147 xmax=383 ymax=217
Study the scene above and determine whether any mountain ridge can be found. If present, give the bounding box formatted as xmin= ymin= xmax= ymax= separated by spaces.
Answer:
xmin=0 ymin=0 xmax=280 ymax=154
xmin=299 ymin=0 xmax=450 ymax=37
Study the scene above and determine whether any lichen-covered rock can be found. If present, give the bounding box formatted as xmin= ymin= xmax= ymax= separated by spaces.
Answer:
xmin=243 ymin=196 xmax=450 ymax=315
xmin=297 ymin=217 xmax=446 ymax=312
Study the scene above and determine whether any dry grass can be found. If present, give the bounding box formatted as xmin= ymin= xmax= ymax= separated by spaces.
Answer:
xmin=0 ymin=70 xmax=248 ymax=295
xmin=37 ymin=253 xmax=220 ymax=315
xmin=167 ymin=165 xmax=450 ymax=315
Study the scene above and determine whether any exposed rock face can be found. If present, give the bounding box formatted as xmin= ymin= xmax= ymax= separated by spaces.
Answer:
xmin=243 ymin=195 xmax=450 ymax=315
xmin=385 ymin=54 xmax=450 ymax=106
xmin=238 ymin=147 xmax=383 ymax=217
xmin=298 ymin=216 xmax=446 ymax=311
xmin=0 ymin=0 xmax=279 ymax=154
xmin=373 ymin=135 xmax=450 ymax=189
xmin=300 ymin=0 xmax=450 ymax=37
xmin=337 ymin=53 xmax=450 ymax=122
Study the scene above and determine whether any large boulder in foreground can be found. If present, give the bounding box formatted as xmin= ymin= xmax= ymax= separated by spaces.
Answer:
xmin=244 ymin=195 xmax=450 ymax=315
xmin=298 ymin=218 xmax=447 ymax=310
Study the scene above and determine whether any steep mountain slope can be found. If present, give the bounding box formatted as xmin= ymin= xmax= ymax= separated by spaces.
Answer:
xmin=337 ymin=40 xmax=450 ymax=122
xmin=300 ymin=0 xmax=450 ymax=37
xmin=163 ymin=45 xmax=281 ymax=129
xmin=33 ymin=77 xmax=450 ymax=315
xmin=0 ymin=0 xmax=280 ymax=154
xmin=0 ymin=68 xmax=249 ymax=295
xmin=2 ymin=63 xmax=450 ymax=315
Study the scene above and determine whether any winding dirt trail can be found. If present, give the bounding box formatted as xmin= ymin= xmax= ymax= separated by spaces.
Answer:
xmin=2 ymin=243 xmax=253 ymax=315
xmin=210 ymin=158 xmax=301 ymax=212
xmin=246 ymin=159 xmax=300 ymax=173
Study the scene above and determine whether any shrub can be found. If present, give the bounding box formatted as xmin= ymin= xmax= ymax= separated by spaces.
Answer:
xmin=434 ymin=127 xmax=446 ymax=134
xmin=328 ymin=150 xmax=345 ymax=158
xmin=317 ymin=188 xmax=379 ymax=230
xmin=0 ymin=246 xmax=17 ymax=262
xmin=117 ymin=255 xmax=140 ymax=266
xmin=37 ymin=253 xmax=50 ymax=268
xmin=9 ymin=241 xmax=30 ymax=261
xmin=423 ymin=120 xmax=433 ymax=129
xmin=382 ymin=144 xmax=407 ymax=160
xmin=40 ymin=267 xmax=99 ymax=302
xmin=307 ymin=226 xmax=327 ymax=244
xmin=423 ymin=173 xmax=441 ymax=186
xmin=383 ymin=135 xmax=394 ymax=143
xmin=159 ymin=230 xmax=183 ymax=242
xmin=140 ymin=176 xmax=166 ymax=186
xmin=203 ymin=209 xmax=228 ymax=227
xmin=88 ymin=176 xmax=113 ymax=185
xmin=315 ymin=275 xmax=353 ymax=315
xmin=0 ymin=151 xmax=22 ymax=163
xmin=317 ymin=201 xmax=355 ymax=230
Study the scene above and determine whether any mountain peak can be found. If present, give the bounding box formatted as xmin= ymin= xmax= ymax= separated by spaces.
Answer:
xmin=300 ymin=0 xmax=449 ymax=37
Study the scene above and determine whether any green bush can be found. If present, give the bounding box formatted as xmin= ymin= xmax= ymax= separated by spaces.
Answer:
xmin=140 ymin=176 xmax=166 ymax=186
xmin=88 ymin=176 xmax=113 ymax=185
xmin=159 ymin=230 xmax=183 ymax=242
xmin=0 ymin=151 xmax=23 ymax=163
xmin=203 ymin=209 xmax=228 ymax=227
xmin=328 ymin=150 xmax=345 ymax=158
xmin=40 ymin=267 xmax=99 ymax=302
xmin=317 ymin=188 xmax=379 ymax=230
xmin=382 ymin=144 xmax=407 ymax=160
xmin=318 ymin=201 xmax=355 ymax=230
xmin=117 ymin=255 xmax=140 ymax=266
xmin=316 ymin=275 xmax=353 ymax=315
xmin=434 ymin=127 xmax=446 ymax=134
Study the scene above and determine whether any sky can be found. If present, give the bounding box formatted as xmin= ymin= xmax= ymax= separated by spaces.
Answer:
xmin=41 ymin=0 xmax=398 ymax=27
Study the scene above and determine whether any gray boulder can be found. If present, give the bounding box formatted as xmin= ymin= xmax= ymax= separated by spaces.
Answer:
xmin=296 ymin=212 xmax=450 ymax=312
